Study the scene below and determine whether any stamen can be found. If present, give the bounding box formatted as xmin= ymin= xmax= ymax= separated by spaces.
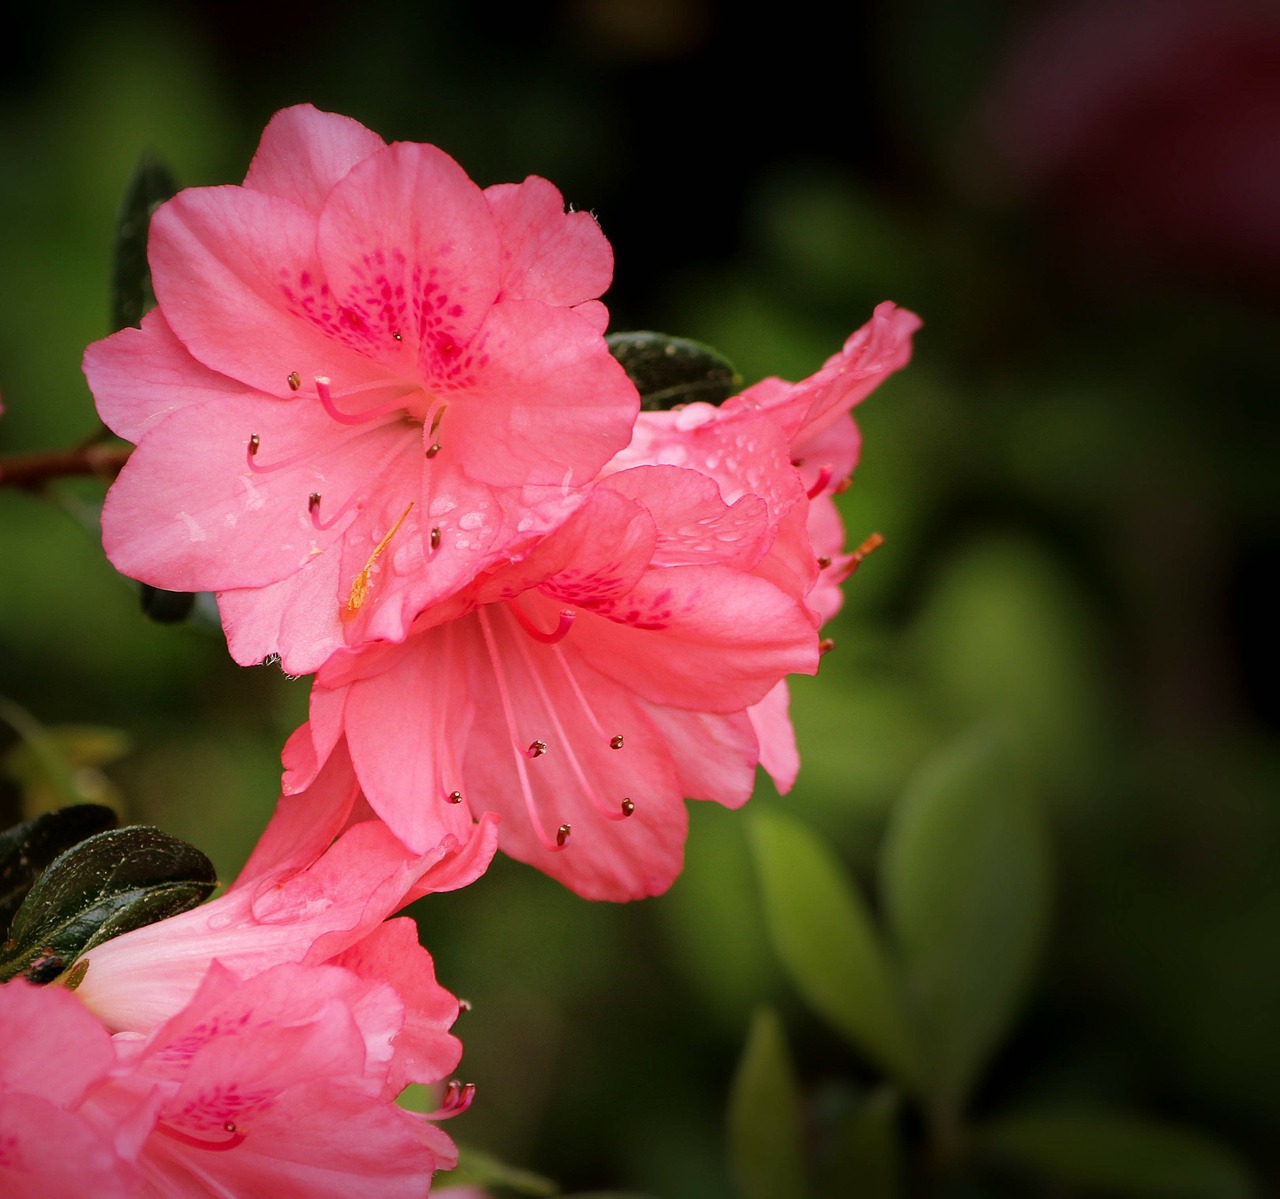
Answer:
xmin=308 ymin=491 xmax=365 ymax=532
xmin=819 ymin=637 xmax=836 ymax=655
xmin=426 ymin=442 xmax=441 ymax=458
xmin=427 ymin=1080 xmax=477 ymax=1120
xmin=847 ymin=531 xmax=884 ymax=571
xmin=477 ymin=608 xmax=568 ymax=852
xmin=430 ymin=526 xmax=441 ymax=551
xmin=816 ymin=555 xmax=832 ymax=569
xmin=527 ymin=740 xmax=547 ymax=758
xmin=341 ymin=501 xmax=414 ymax=622
xmin=391 ymin=331 xmax=403 ymax=342
xmin=610 ymin=735 xmax=624 ymax=750
xmin=806 ymin=465 xmax=834 ymax=499
xmin=556 ymin=824 xmax=572 ymax=847
xmin=156 ymin=1122 xmax=247 ymax=1151
xmin=429 ymin=405 xmax=448 ymax=436
xmin=620 ymin=798 xmax=635 ymax=817
xmin=287 ymin=371 xmax=301 ymax=391
xmin=315 ymin=376 xmax=410 ymax=427
xmin=510 ymin=603 xmax=576 ymax=645
xmin=834 ymin=477 xmax=852 ymax=495
xmin=550 ymin=643 xmax=609 ymax=740
xmin=447 ymin=790 xmax=463 ymax=804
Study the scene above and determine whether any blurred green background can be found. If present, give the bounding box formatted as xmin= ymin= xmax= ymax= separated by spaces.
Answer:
xmin=2 ymin=1 xmax=1277 ymax=1195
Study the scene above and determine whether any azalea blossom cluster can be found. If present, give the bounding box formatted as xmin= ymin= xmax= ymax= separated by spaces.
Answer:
xmin=3 ymin=104 xmax=917 ymax=1194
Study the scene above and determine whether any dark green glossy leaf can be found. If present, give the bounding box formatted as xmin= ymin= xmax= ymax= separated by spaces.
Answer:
xmin=0 ymin=825 xmax=216 ymax=984
xmin=728 ymin=1007 xmax=809 ymax=1199
xmin=817 ymin=1088 xmax=902 ymax=1199
xmin=446 ymin=1145 xmax=558 ymax=1195
xmin=0 ymin=804 xmax=118 ymax=935
xmin=750 ymin=809 xmax=919 ymax=1088
xmin=111 ymin=153 xmax=177 ymax=332
xmin=606 ymin=331 xmax=740 ymax=410
xmin=880 ymin=728 xmax=1050 ymax=1119
xmin=976 ymin=1110 xmax=1253 ymax=1198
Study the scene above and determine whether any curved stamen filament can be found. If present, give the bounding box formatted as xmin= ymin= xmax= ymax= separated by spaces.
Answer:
xmin=427 ymin=1080 xmax=477 ymax=1120
xmin=309 ymin=490 xmax=365 ymax=532
xmin=806 ymin=465 xmax=835 ymax=500
xmin=477 ymin=608 xmax=567 ymax=853
xmin=315 ymin=376 xmax=413 ymax=427
xmin=510 ymin=602 xmax=576 ymax=645
xmin=156 ymin=1122 xmax=247 ymax=1151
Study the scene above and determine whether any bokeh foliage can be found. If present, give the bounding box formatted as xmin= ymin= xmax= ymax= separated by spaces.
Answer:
xmin=2 ymin=1 xmax=1277 ymax=1195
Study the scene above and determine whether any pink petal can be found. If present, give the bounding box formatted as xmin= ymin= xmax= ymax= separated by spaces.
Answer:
xmin=747 ymin=681 xmax=801 ymax=794
xmin=0 ymin=1092 xmax=139 ymax=1199
xmin=83 ymin=309 xmax=243 ymax=443
xmin=485 ymin=176 xmax=613 ymax=306
xmin=243 ymin=104 xmax=386 ymax=214
xmin=0 ymin=980 xmax=116 ymax=1107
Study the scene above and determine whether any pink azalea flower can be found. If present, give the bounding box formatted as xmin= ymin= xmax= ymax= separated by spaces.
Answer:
xmin=85 ymin=104 xmax=638 ymax=674
xmin=281 ymin=458 xmax=821 ymax=901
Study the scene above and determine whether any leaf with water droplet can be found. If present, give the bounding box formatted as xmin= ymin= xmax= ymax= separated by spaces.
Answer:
xmin=0 ymin=805 xmax=118 ymax=937
xmin=0 ymin=825 xmax=216 ymax=984
xmin=111 ymin=153 xmax=178 ymax=332
xmin=606 ymin=331 xmax=740 ymax=411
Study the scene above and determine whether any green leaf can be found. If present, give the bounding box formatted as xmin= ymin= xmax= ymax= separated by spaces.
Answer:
xmin=750 ymin=809 xmax=919 ymax=1088
xmin=0 ymin=825 xmax=216 ymax=984
xmin=111 ymin=152 xmax=177 ymax=332
xmin=446 ymin=1144 xmax=559 ymax=1195
xmin=727 ymin=1007 xmax=809 ymax=1199
xmin=0 ymin=805 xmax=118 ymax=935
xmin=976 ymin=1110 xmax=1253 ymax=1198
xmin=817 ymin=1088 xmax=902 ymax=1199
xmin=606 ymin=331 xmax=740 ymax=410
xmin=880 ymin=728 xmax=1050 ymax=1119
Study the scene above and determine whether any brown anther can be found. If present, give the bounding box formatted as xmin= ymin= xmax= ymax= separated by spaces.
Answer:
xmin=458 ymin=998 xmax=472 ymax=1012
xmin=391 ymin=331 xmax=403 ymax=341
xmin=430 ymin=526 xmax=441 ymax=550
xmin=224 ymin=1122 xmax=237 ymax=1134
xmin=447 ymin=790 xmax=463 ymax=804
xmin=834 ymin=477 xmax=852 ymax=495
xmin=287 ymin=372 xmax=301 ymax=391
xmin=848 ymin=531 xmax=885 ymax=571
xmin=309 ymin=493 xmax=322 ymax=513
xmin=610 ymin=734 xmax=624 ymax=750
xmin=426 ymin=443 xmax=441 ymax=458
xmin=527 ymin=740 xmax=547 ymax=758
xmin=819 ymin=637 xmax=836 ymax=656
xmin=248 ymin=433 xmax=261 ymax=456
xmin=620 ymin=798 xmax=635 ymax=817
xmin=429 ymin=406 xmax=447 ymax=435
xmin=816 ymin=555 xmax=832 ymax=569
xmin=791 ymin=457 xmax=805 ymax=468
xmin=555 ymin=823 xmax=571 ymax=847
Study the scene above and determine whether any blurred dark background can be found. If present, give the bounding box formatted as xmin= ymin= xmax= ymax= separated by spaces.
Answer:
xmin=2 ymin=1 xmax=1277 ymax=1195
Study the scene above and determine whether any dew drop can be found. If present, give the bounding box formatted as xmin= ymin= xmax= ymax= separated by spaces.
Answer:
xmin=620 ymin=798 xmax=635 ymax=817
xmin=287 ymin=372 xmax=301 ymax=391
xmin=609 ymin=734 xmax=624 ymax=750
xmin=447 ymin=790 xmax=463 ymax=804
xmin=556 ymin=823 xmax=571 ymax=847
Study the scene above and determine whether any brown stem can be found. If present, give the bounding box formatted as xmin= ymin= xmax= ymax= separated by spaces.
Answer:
xmin=0 ymin=443 xmax=132 ymax=488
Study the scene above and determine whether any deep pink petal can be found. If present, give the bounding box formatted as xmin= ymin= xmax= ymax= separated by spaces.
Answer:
xmin=83 ymin=309 xmax=243 ymax=443
xmin=485 ymin=176 xmax=613 ymax=306
xmin=243 ymin=104 xmax=386 ymax=213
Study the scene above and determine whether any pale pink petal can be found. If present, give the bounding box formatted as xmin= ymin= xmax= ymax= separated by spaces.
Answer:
xmin=0 ymin=979 xmax=116 ymax=1106
xmin=149 ymin=185 xmax=397 ymax=396
xmin=0 ymin=1092 xmax=139 ymax=1199
xmin=83 ymin=309 xmax=243 ymax=443
xmin=442 ymin=298 xmax=638 ymax=487
xmin=574 ymin=565 xmax=819 ymax=713
xmin=485 ymin=176 xmax=613 ymax=306
xmin=317 ymin=140 xmax=501 ymax=366
xmin=332 ymin=919 xmax=464 ymax=1095
xmin=642 ymin=706 xmax=761 ymax=809
xmin=100 ymin=392 xmax=417 ymax=593
xmin=243 ymin=104 xmax=386 ymax=213
xmin=747 ymin=681 xmax=800 ymax=794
